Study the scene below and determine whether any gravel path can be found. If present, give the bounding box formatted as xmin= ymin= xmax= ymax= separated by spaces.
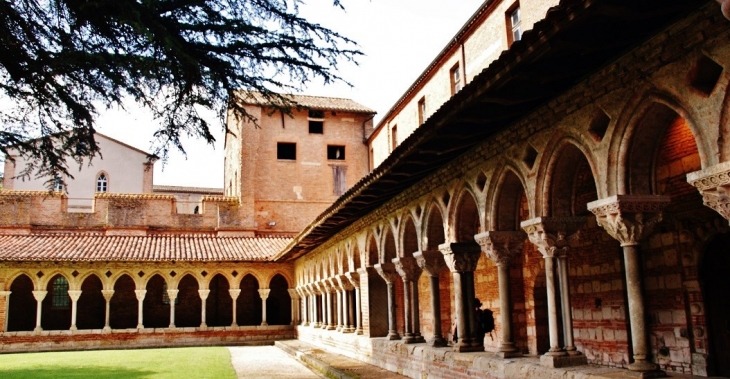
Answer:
xmin=227 ymin=345 xmax=322 ymax=379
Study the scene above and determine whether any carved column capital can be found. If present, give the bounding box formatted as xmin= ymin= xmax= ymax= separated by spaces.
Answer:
xmin=288 ymin=288 xmax=300 ymax=300
xmin=475 ymin=231 xmax=526 ymax=265
xmin=101 ymin=289 xmax=115 ymax=301
xmin=337 ymin=275 xmax=354 ymax=291
xmin=688 ymin=162 xmax=730 ymax=223
xmin=414 ymin=250 xmax=447 ymax=277
xmin=345 ymin=271 xmax=360 ymax=288
xmin=439 ymin=242 xmax=482 ymax=273
xmin=67 ymin=290 xmax=82 ymax=302
xmin=588 ymin=195 xmax=670 ymax=246
xmin=258 ymin=288 xmax=271 ymax=300
xmin=134 ymin=289 xmax=147 ymax=301
xmin=0 ymin=291 xmax=11 ymax=297
xmin=32 ymin=290 xmax=47 ymax=302
xmin=326 ymin=278 xmax=341 ymax=292
xmin=521 ymin=217 xmax=584 ymax=258
xmin=166 ymin=289 xmax=179 ymax=301
xmin=198 ymin=289 xmax=210 ymax=300
xmin=228 ymin=288 xmax=241 ymax=300
xmin=393 ymin=257 xmax=422 ymax=281
xmin=374 ymin=263 xmax=400 ymax=284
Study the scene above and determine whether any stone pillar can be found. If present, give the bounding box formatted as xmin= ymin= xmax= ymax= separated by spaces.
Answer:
xmin=414 ymin=250 xmax=448 ymax=347
xmin=337 ymin=276 xmax=354 ymax=333
xmin=167 ymin=289 xmax=179 ymax=328
xmin=588 ymin=195 xmax=670 ymax=375
xmin=322 ymin=280 xmax=335 ymax=330
xmin=229 ymin=289 xmax=240 ymax=327
xmin=288 ymin=289 xmax=299 ymax=325
xmin=134 ymin=289 xmax=146 ymax=329
xmin=101 ymin=289 xmax=114 ymax=332
xmin=32 ymin=290 xmax=47 ymax=333
xmin=521 ymin=217 xmax=586 ymax=367
xmin=198 ymin=289 xmax=210 ymax=328
xmin=330 ymin=278 xmax=343 ymax=331
xmin=345 ymin=271 xmax=363 ymax=334
xmin=258 ymin=288 xmax=270 ymax=326
xmin=393 ymin=256 xmax=425 ymax=343
xmin=0 ymin=291 xmax=11 ymax=332
xmin=688 ymin=162 xmax=730 ymax=224
xmin=68 ymin=290 xmax=82 ymax=331
xmin=475 ymin=231 xmax=525 ymax=358
xmin=439 ymin=242 xmax=483 ymax=352
xmin=375 ymin=262 xmax=401 ymax=340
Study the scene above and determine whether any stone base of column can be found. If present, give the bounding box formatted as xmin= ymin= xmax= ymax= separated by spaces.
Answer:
xmin=70 ymin=325 xmax=77 ymax=331
xmin=540 ymin=353 xmax=587 ymax=368
xmin=428 ymin=336 xmax=448 ymax=347
xmin=34 ymin=326 xmax=43 ymax=334
xmin=453 ymin=342 xmax=484 ymax=352
xmin=342 ymin=327 xmax=354 ymax=333
xmin=387 ymin=331 xmax=400 ymax=340
xmin=494 ymin=350 xmax=523 ymax=358
xmin=355 ymin=328 xmax=363 ymax=335
xmin=402 ymin=335 xmax=425 ymax=344
xmin=326 ymin=325 xmax=335 ymax=330
xmin=136 ymin=324 xmax=144 ymax=329
xmin=102 ymin=326 xmax=111 ymax=333
xmin=628 ymin=361 xmax=666 ymax=378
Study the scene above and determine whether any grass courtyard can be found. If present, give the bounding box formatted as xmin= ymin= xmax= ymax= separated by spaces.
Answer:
xmin=0 ymin=346 xmax=237 ymax=378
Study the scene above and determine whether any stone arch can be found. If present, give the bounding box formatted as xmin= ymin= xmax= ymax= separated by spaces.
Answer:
xmin=423 ymin=199 xmax=447 ymax=251
xmin=110 ymin=273 xmax=137 ymax=329
xmin=401 ymin=213 xmax=419 ymax=257
xmin=267 ymin=273 xmax=292 ymax=325
xmin=5 ymin=270 xmax=36 ymax=291
xmin=77 ymin=273 xmax=105 ymax=330
xmin=611 ymin=92 xmax=711 ymax=195
xmin=234 ymin=270 xmax=264 ymax=289
xmin=37 ymin=270 xmax=71 ymax=291
xmin=200 ymin=270 xmax=234 ymax=290
xmin=489 ymin=165 xmax=530 ymax=231
xmin=141 ymin=270 xmax=170 ymax=289
xmin=176 ymin=274 xmax=201 ymax=327
xmin=207 ymin=273 xmax=232 ymax=327
xmin=143 ymin=274 xmax=169 ymax=328
xmin=264 ymin=270 xmax=292 ymax=289
xmin=109 ymin=270 xmax=140 ymax=290
xmin=7 ymin=273 xmax=36 ymax=332
xmin=380 ymin=223 xmax=397 ymax=263
xmin=237 ymin=273 xmax=262 ymax=326
xmin=365 ymin=231 xmax=379 ymax=267
xmin=536 ymin=136 xmax=600 ymax=217
xmin=41 ymin=273 xmax=72 ymax=330
xmin=352 ymin=240 xmax=362 ymax=271
xmin=450 ymin=187 xmax=481 ymax=242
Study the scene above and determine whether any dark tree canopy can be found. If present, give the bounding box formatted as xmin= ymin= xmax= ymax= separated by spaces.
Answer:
xmin=0 ymin=0 xmax=359 ymax=186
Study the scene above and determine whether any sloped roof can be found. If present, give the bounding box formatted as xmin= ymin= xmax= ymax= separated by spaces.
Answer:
xmin=153 ymin=185 xmax=224 ymax=195
xmin=274 ymin=0 xmax=711 ymax=262
xmin=238 ymin=92 xmax=374 ymax=114
xmin=0 ymin=234 xmax=291 ymax=262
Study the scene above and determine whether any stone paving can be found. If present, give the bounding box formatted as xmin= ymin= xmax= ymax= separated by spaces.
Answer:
xmin=228 ymin=345 xmax=322 ymax=378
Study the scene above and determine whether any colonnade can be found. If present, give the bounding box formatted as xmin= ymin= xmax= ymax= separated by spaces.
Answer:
xmin=296 ymin=272 xmax=361 ymax=334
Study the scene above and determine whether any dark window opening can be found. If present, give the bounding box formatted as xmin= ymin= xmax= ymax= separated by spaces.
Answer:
xmin=690 ymin=55 xmax=723 ymax=96
xmin=308 ymin=110 xmax=324 ymax=119
xmin=309 ymin=120 xmax=324 ymax=134
xmin=327 ymin=145 xmax=346 ymax=160
xmin=277 ymin=143 xmax=296 ymax=160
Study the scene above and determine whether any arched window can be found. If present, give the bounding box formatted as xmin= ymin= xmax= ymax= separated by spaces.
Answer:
xmin=52 ymin=276 xmax=70 ymax=309
xmin=96 ymin=173 xmax=108 ymax=192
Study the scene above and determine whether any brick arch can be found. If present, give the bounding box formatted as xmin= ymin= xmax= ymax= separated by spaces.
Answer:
xmin=267 ymin=273 xmax=291 ymax=325
xmin=76 ymin=270 xmax=108 ymax=291
xmin=610 ymin=91 xmax=711 ymax=195
xmin=206 ymin=273 xmax=233 ymax=327
xmin=141 ymin=270 xmax=171 ymax=288
xmin=534 ymin=133 xmax=600 ymax=217
xmin=110 ymin=273 xmax=137 ymax=329
xmin=143 ymin=273 xmax=169 ymax=328
xmin=422 ymin=199 xmax=447 ymax=251
xmin=237 ymin=273 xmax=262 ymax=326
xmin=42 ymin=273 xmax=72 ymax=330
xmin=487 ymin=164 xmax=530 ymax=231
xmin=168 ymin=270 xmax=203 ymax=289
xmin=365 ymin=227 xmax=381 ymax=266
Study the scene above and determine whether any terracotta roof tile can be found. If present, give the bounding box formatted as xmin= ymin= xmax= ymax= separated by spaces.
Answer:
xmin=0 ymin=234 xmax=291 ymax=262
xmin=237 ymin=92 xmax=374 ymax=114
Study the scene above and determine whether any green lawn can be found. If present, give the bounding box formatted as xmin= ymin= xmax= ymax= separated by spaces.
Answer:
xmin=0 ymin=346 xmax=237 ymax=379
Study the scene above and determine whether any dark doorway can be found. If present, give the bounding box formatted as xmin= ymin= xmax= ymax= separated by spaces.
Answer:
xmin=207 ymin=274 xmax=232 ymax=327
xmin=7 ymin=274 xmax=36 ymax=332
xmin=267 ymin=274 xmax=291 ymax=325
xmin=77 ymin=275 xmax=105 ymax=329
xmin=143 ymin=275 xmax=169 ymax=328
xmin=701 ymin=232 xmax=730 ymax=376
xmin=110 ymin=274 xmax=137 ymax=329
xmin=238 ymin=274 xmax=261 ymax=326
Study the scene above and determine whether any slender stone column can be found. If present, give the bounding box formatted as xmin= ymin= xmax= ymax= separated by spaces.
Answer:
xmin=288 ymin=289 xmax=299 ymax=325
xmin=439 ymin=242 xmax=483 ymax=352
xmin=522 ymin=217 xmax=586 ymax=367
xmin=0 ymin=291 xmax=10 ymax=332
xmin=101 ymin=289 xmax=114 ymax=332
xmin=330 ymin=278 xmax=343 ymax=331
xmin=134 ymin=289 xmax=147 ymax=329
xmin=345 ymin=271 xmax=363 ymax=334
xmin=337 ymin=276 xmax=355 ymax=333
xmin=229 ymin=289 xmax=241 ymax=327
xmin=688 ymin=162 xmax=730 ymax=224
xmin=556 ymin=251 xmax=577 ymax=355
xmin=166 ymin=289 xmax=179 ymax=328
xmin=475 ymin=231 xmax=525 ymax=358
xmin=414 ymin=250 xmax=448 ymax=347
xmin=68 ymin=290 xmax=82 ymax=331
xmin=589 ymin=195 xmax=670 ymax=375
xmin=258 ymin=289 xmax=270 ymax=326
xmin=32 ymin=290 xmax=47 ymax=333
xmin=322 ymin=280 xmax=335 ymax=330
xmin=198 ymin=289 xmax=210 ymax=328
xmin=375 ymin=262 xmax=401 ymax=340
xmin=393 ymin=256 xmax=425 ymax=343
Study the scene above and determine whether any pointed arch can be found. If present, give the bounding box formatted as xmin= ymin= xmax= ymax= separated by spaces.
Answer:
xmin=423 ymin=198 xmax=447 ymax=251
xmin=41 ymin=274 xmax=71 ymax=330
xmin=207 ymin=273 xmax=232 ymax=327
xmin=488 ymin=164 xmax=530 ymax=231
xmin=401 ymin=213 xmax=419 ymax=257
xmin=238 ymin=273 xmax=262 ymax=326
xmin=110 ymin=273 xmax=137 ymax=329
xmin=77 ymin=273 xmax=105 ymax=330
xmin=176 ymin=274 xmax=201 ymax=327
xmin=267 ymin=273 xmax=292 ymax=325
xmin=143 ymin=274 xmax=169 ymax=328
xmin=450 ymin=187 xmax=481 ymax=242
xmin=7 ymin=274 xmax=35 ymax=332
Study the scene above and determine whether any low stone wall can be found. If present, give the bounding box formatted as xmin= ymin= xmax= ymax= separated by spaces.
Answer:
xmin=0 ymin=325 xmax=294 ymax=353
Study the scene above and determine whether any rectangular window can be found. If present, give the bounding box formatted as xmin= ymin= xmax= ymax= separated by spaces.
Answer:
xmin=52 ymin=276 xmax=70 ymax=309
xmin=277 ymin=142 xmax=296 ymax=160
xmin=418 ymin=97 xmax=426 ymax=125
xmin=450 ymin=64 xmax=462 ymax=95
xmin=327 ymin=145 xmax=346 ymax=160
xmin=391 ymin=125 xmax=398 ymax=152
xmin=507 ymin=4 xmax=522 ymax=46
xmin=332 ymin=165 xmax=347 ymax=196
xmin=308 ymin=109 xmax=324 ymax=134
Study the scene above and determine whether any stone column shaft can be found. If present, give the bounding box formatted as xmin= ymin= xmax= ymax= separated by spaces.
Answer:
xmin=199 ymin=289 xmax=210 ymax=328
xmin=258 ymin=289 xmax=270 ymax=326
xmin=68 ymin=290 xmax=82 ymax=331
xmin=167 ymin=289 xmax=179 ymax=328
xmin=229 ymin=289 xmax=241 ymax=327
xmin=101 ymin=289 xmax=114 ymax=332
xmin=415 ymin=250 xmax=447 ymax=347
xmin=440 ymin=242 xmax=483 ymax=352
xmin=134 ymin=289 xmax=147 ymax=329
xmin=375 ymin=263 xmax=400 ymax=340
xmin=32 ymin=290 xmax=47 ymax=333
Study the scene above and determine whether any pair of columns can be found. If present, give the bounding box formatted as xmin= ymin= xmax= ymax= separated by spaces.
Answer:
xmin=375 ymin=257 xmax=426 ymax=343
xmin=299 ymin=276 xmax=361 ymax=334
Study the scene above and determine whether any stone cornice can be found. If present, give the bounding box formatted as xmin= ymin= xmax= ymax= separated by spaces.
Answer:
xmin=588 ymin=195 xmax=670 ymax=247
xmin=474 ymin=231 xmax=526 ymax=265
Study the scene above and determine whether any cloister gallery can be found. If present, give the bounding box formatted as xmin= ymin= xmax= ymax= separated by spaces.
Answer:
xmin=1 ymin=0 xmax=730 ymax=378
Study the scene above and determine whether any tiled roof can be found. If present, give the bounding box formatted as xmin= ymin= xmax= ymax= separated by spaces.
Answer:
xmin=237 ymin=92 xmax=374 ymax=114
xmin=153 ymin=185 xmax=225 ymax=195
xmin=0 ymin=234 xmax=292 ymax=262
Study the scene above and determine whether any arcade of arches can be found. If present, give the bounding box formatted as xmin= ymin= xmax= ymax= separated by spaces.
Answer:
xmin=0 ymin=2 xmax=729 ymax=379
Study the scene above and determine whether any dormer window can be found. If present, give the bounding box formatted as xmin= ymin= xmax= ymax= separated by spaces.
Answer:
xmin=96 ymin=173 xmax=108 ymax=192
